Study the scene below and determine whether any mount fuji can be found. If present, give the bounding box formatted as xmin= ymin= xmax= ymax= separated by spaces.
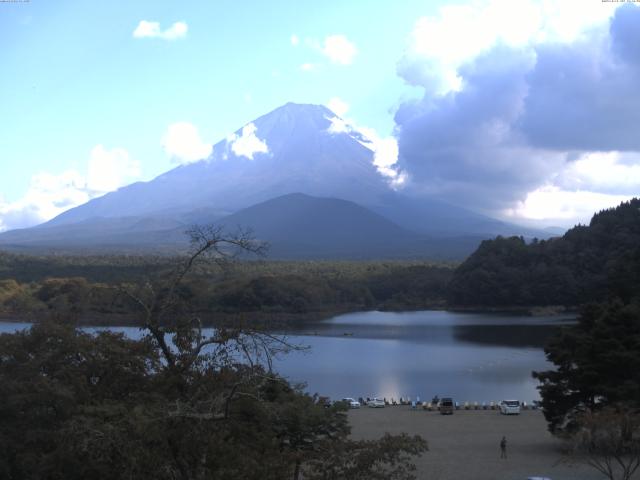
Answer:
xmin=0 ymin=103 xmax=546 ymax=258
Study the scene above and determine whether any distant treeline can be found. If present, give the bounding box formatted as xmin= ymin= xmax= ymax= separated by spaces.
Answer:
xmin=0 ymin=255 xmax=453 ymax=322
xmin=448 ymin=199 xmax=640 ymax=307
xmin=3 ymin=199 xmax=638 ymax=321
xmin=0 ymin=252 xmax=173 ymax=284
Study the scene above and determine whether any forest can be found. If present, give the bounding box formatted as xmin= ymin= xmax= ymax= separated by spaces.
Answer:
xmin=0 ymin=252 xmax=453 ymax=324
xmin=448 ymin=199 xmax=640 ymax=308
xmin=2 ymin=199 xmax=639 ymax=323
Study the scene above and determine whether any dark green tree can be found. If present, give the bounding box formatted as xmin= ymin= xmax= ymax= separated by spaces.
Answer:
xmin=533 ymin=299 xmax=640 ymax=433
xmin=448 ymin=198 xmax=640 ymax=308
xmin=0 ymin=226 xmax=428 ymax=479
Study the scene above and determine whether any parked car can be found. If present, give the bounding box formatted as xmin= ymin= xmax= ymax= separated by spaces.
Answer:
xmin=367 ymin=397 xmax=385 ymax=408
xmin=341 ymin=397 xmax=361 ymax=409
xmin=499 ymin=400 xmax=521 ymax=415
xmin=439 ymin=397 xmax=454 ymax=415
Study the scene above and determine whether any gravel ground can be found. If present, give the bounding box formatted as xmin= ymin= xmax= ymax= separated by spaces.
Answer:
xmin=348 ymin=407 xmax=606 ymax=480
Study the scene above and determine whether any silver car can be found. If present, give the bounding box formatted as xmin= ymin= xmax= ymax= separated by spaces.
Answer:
xmin=341 ymin=397 xmax=361 ymax=409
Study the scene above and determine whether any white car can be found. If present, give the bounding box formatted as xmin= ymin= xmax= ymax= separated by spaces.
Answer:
xmin=367 ymin=397 xmax=385 ymax=408
xmin=342 ymin=397 xmax=361 ymax=409
xmin=499 ymin=400 xmax=521 ymax=415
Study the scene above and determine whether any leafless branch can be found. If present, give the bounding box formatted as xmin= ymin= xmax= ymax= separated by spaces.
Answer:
xmin=114 ymin=224 xmax=271 ymax=371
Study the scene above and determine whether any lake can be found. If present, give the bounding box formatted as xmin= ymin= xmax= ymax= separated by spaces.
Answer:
xmin=0 ymin=310 xmax=574 ymax=404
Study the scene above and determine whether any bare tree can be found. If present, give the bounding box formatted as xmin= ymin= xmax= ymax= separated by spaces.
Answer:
xmin=118 ymin=225 xmax=297 ymax=384
xmin=562 ymin=406 xmax=640 ymax=480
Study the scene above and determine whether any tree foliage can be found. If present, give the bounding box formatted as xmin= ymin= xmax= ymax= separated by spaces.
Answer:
xmin=0 ymin=257 xmax=453 ymax=321
xmin=448 ymin=198 xmax=640 ymax=307
xmin=0 ymin=226 xmax=427 ymax=479
xmin=533 ymin=300 xmax=640 ymax=433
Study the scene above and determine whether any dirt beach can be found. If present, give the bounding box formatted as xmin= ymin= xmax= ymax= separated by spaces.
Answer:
xmin=348 ymin=407 xmax=605 ymax=480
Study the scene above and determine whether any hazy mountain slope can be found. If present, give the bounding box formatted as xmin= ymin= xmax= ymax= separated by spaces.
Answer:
xmin=38 ymin=102 xmax=540 ymax=238
xmin=215 ymin=193 xmax=485 ymax=259
xmin=217 ymin=193 xmax=416 ymax=258
xmin=369 ymin=192 xmax=548 ymax=237
xmin=0 ymin=193 xmax=485 ymax=259
xmin=44 ymin=103 xmax=390 ymax=226
xmin=0 ymin=102 xmax=548 ymax=256
xmin=0 ymin=215 xmax=188 ymax=251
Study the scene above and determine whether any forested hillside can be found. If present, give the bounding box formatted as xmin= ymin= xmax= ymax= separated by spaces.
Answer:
xmin=448 ymin=199 xmax=640 ymax=307
xmin=3 ymin=199 xmax=638 ymax=318
xmin=0 ymin=254 xmax=452 ymax=322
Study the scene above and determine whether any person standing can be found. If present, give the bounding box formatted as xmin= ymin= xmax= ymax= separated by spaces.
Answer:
xmin=500 ymin=436 xmax=507 ymax=459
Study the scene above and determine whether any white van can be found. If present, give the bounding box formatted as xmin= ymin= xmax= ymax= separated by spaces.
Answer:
xmin=499 ymin=400 xmax=521 ymax=415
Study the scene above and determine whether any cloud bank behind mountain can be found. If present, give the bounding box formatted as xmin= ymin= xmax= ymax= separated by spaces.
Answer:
xmin=394 ymin=3 xmax=640 ymax=227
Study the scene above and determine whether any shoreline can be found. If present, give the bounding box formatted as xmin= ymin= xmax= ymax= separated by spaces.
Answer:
xmin=0 ymin=303 xmax=576 ymax=327
xmin=447 ymin=304 xmax=577 ymax=316
xmin=0 ymin=309 xmax=355 ymax=327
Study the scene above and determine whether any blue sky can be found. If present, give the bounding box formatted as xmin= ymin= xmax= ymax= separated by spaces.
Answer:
xmin=1 ymin=0 xmax=639 ymax=230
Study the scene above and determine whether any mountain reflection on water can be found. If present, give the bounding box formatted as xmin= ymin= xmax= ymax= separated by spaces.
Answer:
xmin=275 ymin=310 xmax=574 ymax=402
xmin=284 ymin=310 xmax=574 ymax=348
xmin=0 ymin=310 xmax=574 ymax=403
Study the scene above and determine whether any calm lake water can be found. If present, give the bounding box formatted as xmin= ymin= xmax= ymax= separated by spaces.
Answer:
xmin=0 ymin=310 xmax=574 ymax=403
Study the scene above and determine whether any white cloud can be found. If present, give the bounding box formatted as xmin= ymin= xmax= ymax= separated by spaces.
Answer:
xmin=327 ymin=115 xmax=351 ymax=135
xmin=505 ymin=150 xmax=640 ymax=225
xmin=227 ymin=123 xmax=269 ymax=160
xmin=0 ymin=170 xmax=89 ymax=232
xmin=326 ymin=97 xmax=350 ymax=117
xmin=325 ymin=112 xmax=405 ymax=187
xmin=321 ymin=34 xmax=358 ymax=65
xmin=395 ymin=1 xmax=640 ymax=226
xmin=504 ymin=186 xmax=634 ymax=226
xmin=162 ymin=122 xmax=211 ymax=164
xmin=0 ymin=146 xmax=141 ymax=231
xmin=371 ymin=137 xmax=401 ymax=173
xmin=87 ymin=145 xmax=141 ymax=193
xmin=555 ymin=151 xmax=640 ymax=195
xmin=299 ymin=34 xmax=357 ymax=68
xmin=290 ymin=34 xmax=299 ymax=46
xmin=133 ymin=20 xmax=188 ymax=40
xmin=401 ymin=0 xmax=618 ymax=95
xmin=357 ymin=127 xmax=406 ymax=188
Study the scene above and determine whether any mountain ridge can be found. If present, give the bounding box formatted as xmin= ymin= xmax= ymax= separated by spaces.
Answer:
xmin=0 ymin=193 xmax=487 ymax=259
xmin=0 ymin=102 xmax=551 ymax=257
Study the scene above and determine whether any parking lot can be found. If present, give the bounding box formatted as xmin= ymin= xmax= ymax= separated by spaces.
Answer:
xmin=348 ymin=407 xmax=606 ymax=480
